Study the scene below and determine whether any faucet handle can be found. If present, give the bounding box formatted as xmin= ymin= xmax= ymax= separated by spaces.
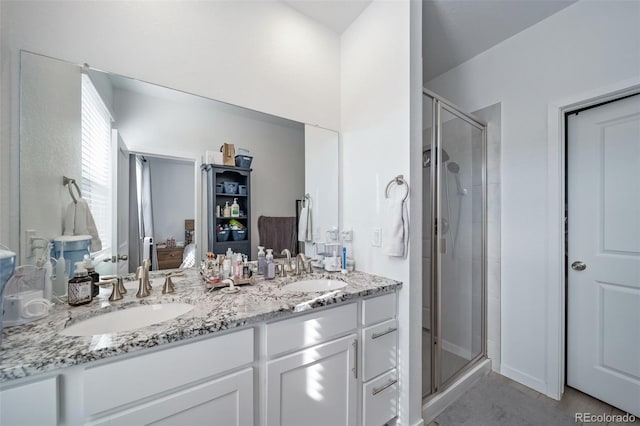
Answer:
xmin=162 ymin=276 xmax=175 ymax=294
xmin=99 ymin=277 xmax=125 ymax=301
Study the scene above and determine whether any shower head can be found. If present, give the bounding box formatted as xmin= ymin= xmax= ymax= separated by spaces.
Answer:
xmin=447 ymin=162 xmax=460 ymax=174
xmin=423 ymin=147 xmax=450 ymax=168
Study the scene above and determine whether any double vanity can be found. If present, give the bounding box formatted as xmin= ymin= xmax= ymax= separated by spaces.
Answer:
xmin=0 ymin=269 xmax=401 ymax=425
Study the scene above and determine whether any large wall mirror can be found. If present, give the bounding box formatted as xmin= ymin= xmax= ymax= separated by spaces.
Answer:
xmin=19 ymin=51 xmax=339 ymax=274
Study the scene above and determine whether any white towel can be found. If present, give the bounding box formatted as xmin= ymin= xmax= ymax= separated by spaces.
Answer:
xmin=298 ymin=203 xmax=313 ymax=242
xmin=383 ymin=194 xmax=409 ymax=257
xmin=63 ymin=198 xmax=103 ymax=252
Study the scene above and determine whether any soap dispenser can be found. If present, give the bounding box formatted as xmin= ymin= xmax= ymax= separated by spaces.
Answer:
xmin=265 ymin=249 xmax=275 ymax=280
xmin=231 ymin=198 xmax=240 ymax=217
xmin=68 ymin=261 xmax=93 ymax=306
xmin=223 ymin=201 xmax=231 ymax=217
xmin=257 ymin=246 xmax=266 ymax=275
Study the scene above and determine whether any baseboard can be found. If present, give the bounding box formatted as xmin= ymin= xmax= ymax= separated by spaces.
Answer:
xmin=500 ymin=363 xmax=547 ymax=395
xmin=441 ymin=339 xmax=473 ymax=360
xmin=422 ymin=358 xmax=491 ymax=424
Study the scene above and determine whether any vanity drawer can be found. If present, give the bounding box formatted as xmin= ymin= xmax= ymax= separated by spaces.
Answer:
xmin=362 ymin=318 xmax=398 ymax=381
xmin=362 ymin=293 xmax=396 ymax=326
xmin=156 ymin=247 xmax=184 ymax=269
xmin=84 ymin=328 xmax=253 ymax=417
xmin=266 ymin=303 xmax=357 ymax=358
xmin=363 ymin=369 xmax=398 ymax=426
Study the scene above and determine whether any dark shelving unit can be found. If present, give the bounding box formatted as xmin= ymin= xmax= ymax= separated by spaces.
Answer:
xmin=204 ymin=164 xmax=252 ymax=258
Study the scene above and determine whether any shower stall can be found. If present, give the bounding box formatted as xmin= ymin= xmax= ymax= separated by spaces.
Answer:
xmin=422 ymin=90 xmax=487 ymax=400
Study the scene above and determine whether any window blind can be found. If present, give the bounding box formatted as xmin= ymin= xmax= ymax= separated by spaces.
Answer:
xmin=81 ymin=74 xmax=112 ymax=256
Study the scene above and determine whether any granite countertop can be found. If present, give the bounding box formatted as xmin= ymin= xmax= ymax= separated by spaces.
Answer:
xmin=0 ymin=268 xmax=401 ymax=383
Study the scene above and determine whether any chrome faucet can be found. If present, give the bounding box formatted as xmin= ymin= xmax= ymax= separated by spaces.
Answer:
xmin=136 ymin=259 xmax=152 ymax=298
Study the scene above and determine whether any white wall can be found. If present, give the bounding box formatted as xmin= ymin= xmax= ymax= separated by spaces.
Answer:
xmin=148 ymin=157 xmax=195 ymax=245
xmin=0 ymin=0 xmax=340 ymax=254
xmin=19 ymin=52 xmax=82 ymax=262
xmin=113 ymin=85 xmax=304 ymax=257
xmin=341 ymin=1 xmax=422 ymax=424
xmin=303 ymin=124 xmax=339 ymax=255
xmin=426 ymin=0 xmax=640 ymax=396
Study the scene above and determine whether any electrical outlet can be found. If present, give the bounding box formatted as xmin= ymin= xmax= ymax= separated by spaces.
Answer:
xmin=372 ymin=228 xmax=382 ymax=247
xmin=341 ymin=229 xmax=353 ymax=242
xmin=24 ymin=229 xmax=36 ymax=255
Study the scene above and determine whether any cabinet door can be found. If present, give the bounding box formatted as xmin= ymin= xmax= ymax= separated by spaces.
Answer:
xmin=0 ymin=376 xmax=58 ymax=426
xmin=91 ymin=368 xmax=253 ymax=426
xmin=266 ymin=334 xmax=358 ymax=426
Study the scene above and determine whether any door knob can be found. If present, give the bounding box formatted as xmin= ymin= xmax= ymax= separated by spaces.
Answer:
xmin=571 ymin=261 xmax=586 ymax=271
xmin=103 ymin=255 xmax=129 ymax=263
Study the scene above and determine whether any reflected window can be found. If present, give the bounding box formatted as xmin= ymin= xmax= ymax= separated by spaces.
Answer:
xmin=81 ymin=74 xmax=113 ymax=257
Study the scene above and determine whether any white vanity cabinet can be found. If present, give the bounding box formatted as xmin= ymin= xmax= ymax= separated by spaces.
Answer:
xmin=0 ymin=376 xmax=58 ymax=425
xmin=84 ymin=328 xmax=254 ymax=426
xmin=361 ymin=293 xmax=399 ymax=426
xmin=265 ymin=303 xmax=358 ymax=426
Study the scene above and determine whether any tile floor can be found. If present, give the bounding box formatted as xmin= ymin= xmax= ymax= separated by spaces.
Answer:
xmin=428 ymin=372 xmax=639 ymax=426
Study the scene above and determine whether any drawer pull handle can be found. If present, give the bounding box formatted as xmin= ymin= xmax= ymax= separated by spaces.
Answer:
xmin=372 ymin=378 xmax=398 ymax=396
xmin=372 ymin=327 xmax=397 ymax=340
xmin=352 ymin=339 xmax=358 ymax=379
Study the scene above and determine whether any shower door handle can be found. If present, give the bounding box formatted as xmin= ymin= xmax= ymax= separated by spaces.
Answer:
xmin=571 ymin=261 xmax=586 ymax=271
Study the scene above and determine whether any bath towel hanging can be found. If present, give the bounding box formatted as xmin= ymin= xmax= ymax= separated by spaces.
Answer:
xmin=383 ymin=175 xmax=409 ymax=257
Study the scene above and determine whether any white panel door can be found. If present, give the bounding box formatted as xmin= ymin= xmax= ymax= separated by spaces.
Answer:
xmin=567 ymin=94 xmax=640 ymax=416
xmin=266 ymin=334 xmax=357 ymax=426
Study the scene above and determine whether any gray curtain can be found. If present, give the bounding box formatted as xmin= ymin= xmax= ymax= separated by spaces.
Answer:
xmin=128 ymin=155 xmax=140 ymax=272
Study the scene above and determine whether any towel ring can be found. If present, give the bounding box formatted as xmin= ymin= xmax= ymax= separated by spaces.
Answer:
xmin=385 ymin=175 xmax=409 ymax=202
xmin=63 ymin=176 xmax=82 ymax=204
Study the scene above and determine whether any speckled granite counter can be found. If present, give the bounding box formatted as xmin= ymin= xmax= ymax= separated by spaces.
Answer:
xmin=0 ymin=269 xmax=401 ymax=383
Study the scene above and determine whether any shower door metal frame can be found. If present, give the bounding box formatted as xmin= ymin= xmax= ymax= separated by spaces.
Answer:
xmin=424 ymin=89 xmax=488 ymax=397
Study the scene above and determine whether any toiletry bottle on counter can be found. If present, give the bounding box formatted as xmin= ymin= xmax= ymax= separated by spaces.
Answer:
xmin=265 ymin=249 xmax=275 ymax=280
xmin=68 ymin=261 xmax=93 ymax=306
xmin=234 ymin=253 xmax=242 ymax=280
xmin=84 ymin=255 xmax=99 ymax=297
xmin=223 ymin=201 xmax=231 ymax=217
xmin=257 ymin=246 xmax=266 ymax=275
xmin=53 ymin=245 xmax=67 ymax=301
xmin=231 ymin=198 xmax=240 ymax=217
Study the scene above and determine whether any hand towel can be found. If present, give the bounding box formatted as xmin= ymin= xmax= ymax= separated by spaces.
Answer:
xmin=383 ymin=194 xmax=409 ymax=257
xmin=298 ymin=205 xmax=308 ymax=242
xmin=298 ymin=202 xmax=313 ymax=242
xmin=63 ymin=198 xmax=103 ymax=252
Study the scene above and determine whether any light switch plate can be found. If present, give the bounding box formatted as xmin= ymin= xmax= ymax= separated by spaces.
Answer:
xmin=372 ymin=228 xmax=382 ymax=247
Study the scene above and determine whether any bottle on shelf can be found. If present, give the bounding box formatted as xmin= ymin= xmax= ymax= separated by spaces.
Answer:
xmin=231 ymin=198 xmax=240 ymax=217
xmin=223 ymin=201 xmax=231 ymax=217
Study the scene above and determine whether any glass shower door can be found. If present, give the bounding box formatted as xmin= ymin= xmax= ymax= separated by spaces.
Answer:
xmin=423 ymin=92 xmax=486 ymax=398
xmin=436 ymin=105 xmax=485 ymax=386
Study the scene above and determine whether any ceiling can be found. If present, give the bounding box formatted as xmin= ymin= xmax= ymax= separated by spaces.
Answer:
xmin=282 ymin=0 xmax=576 ymax=82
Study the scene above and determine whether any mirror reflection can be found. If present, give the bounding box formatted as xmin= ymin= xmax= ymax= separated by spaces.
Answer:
xmin=19 ymin=51 xmax=338 ymax=275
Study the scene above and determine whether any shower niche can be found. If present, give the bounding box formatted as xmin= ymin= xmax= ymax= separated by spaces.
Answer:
xmin=422 ymin=91 xmax=487 ymax=398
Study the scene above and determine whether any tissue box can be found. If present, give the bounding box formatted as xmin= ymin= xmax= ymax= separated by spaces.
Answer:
xmin=205 ymin=150 xmax=223 ymax=165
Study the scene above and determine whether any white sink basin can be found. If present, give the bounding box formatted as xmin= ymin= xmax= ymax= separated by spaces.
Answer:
xmin=284 ymin=279 xmax=347 ymax=293
xmin=60 ymin=303 xmax=194 ymax=336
